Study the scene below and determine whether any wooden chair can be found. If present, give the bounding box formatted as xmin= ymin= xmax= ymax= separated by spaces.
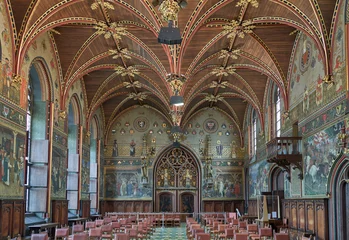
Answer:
xmin=111 ymin=222 xmax=122 ymax=233
xmin=238 ymin=221 xmax=247 ymax=230
xmin=85 ymin=221 xmax=96 ymax=230
xmin=247 ymin=224 xmax=258 ymax=234
xmin=95 ymin=219 xmax=104 ymax=227
xmin=259 ymin=227 xmax=273 ymax=239
xmin=54 ymin=227 xmax=69 ymax=240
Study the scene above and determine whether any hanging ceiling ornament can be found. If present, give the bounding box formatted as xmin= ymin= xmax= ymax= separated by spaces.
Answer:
xmin=236 ymin=0 xmax=259 ymax=8
xmin=91 ymin=0 xmax=114 ymax=10
xmin=166 ymin=74 xmax=186 ymax=94
xmin=158 ymin=0 xmax=181 ymax=22
xmin=115 ymin=66 xmax=140 ymax=77
xmin=204 ymin=94 xmax=224 ymax=102
xmin=210 ymin=80 xmax=229 ymax=89
xmin=127 ymin=92 xmax=147 ymax=101
xmin=211 ymin=65 xmax=236 ymax=77
xmin=123 ymin=81 xmax=141 ymax=88
xmin=223 ymin=19 xmax=255 ymax=39
xmin=218 ymin=49 xmax=241 ymax=60
xmin=93 ymin=21 xmax=127 ymax=39
xmin=109 ymin=48 xmax=131 ymax=59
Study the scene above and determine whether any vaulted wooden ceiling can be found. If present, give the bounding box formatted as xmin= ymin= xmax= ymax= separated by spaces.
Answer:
xmin=10 ymin=0 xmax=338 ymax=140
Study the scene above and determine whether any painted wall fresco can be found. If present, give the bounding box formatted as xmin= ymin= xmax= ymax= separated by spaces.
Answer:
xmin=81 ymin=147 xmax=90 ymax=200
xmin=202 ymin=168 xmax=243 ymax=199
xmin=0 ymin=124 xmax=25 ymax=198
xmin=51 ymin=145 xmax=67 ymax=199
xmin=106 ymin=106 xmax=172 ymax=159
xmin=104 ymin=167 xmax=152 ymax=200
xmin=248 ymin=160 xmax=271 ymax=198
xmin=303 ymin=121 xmax=342 ymax=196
xmin=289 ymin=33 xmax=325 ymax=110
xmin=184 ymin=108 xmax=243 ymax=159
xmin=331 ymin=0 xmax=346 ymax=94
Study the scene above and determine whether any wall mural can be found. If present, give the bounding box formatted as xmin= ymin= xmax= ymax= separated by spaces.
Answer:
xmin=202 ymin=169 xmax=243 ymax=199
xmin=0 ymin=125 xmax=25 ymax=198
xmin=249 ymin=160 xmax=271 ymax=198
xmin=303 ymin=121 xmax=342 ymax=196
xmin=51 ymin=145 xmax=67 ymax=198
xmin=104 ymin=167 xmax=152 ymax=200
xmin=81 ymin=147 xmax=90 ymax=200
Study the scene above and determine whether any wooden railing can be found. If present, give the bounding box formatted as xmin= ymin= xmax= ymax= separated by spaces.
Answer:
xmin=266 ymin=137 xmax=303 ymax=179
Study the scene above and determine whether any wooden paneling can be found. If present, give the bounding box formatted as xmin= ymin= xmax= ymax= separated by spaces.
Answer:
xmin=51 ymin=200 xmax=68 ymax=226
xmin=80 ymin=200 xmax=90 ymax=218
xmin=202 ymin=200 xmax=244 ymax=213
xmin=248 ymin=200 xmax=257 ymax=216
xmin=282 ymin=199 xmax=328 ymax=240
xmin=0 ymin=200 xmax=25 ymax=240
xmin=100 ymin=201 xmax=152 ymax=214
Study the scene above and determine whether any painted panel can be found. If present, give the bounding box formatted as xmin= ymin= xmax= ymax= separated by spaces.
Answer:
xmin=104 ymin=167 xmax=152 ymax=200
xmin=0 ymin=125 xmax=25 ymax=198
xmin=51 ymin=145 xmax=67 ymax=199
xmin=202 ymin=168 xmax=243 ymax=199
xmin=248 ymin=160 xmax=271 ymax=198
xmin=303 ymin=122 xmax=342 ymax=196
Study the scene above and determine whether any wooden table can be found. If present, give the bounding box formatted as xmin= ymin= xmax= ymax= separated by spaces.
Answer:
xmin=68 ymin=217 xmax=88 ymax=226
xmin=28 ymin=222 xmax=59 ymax=237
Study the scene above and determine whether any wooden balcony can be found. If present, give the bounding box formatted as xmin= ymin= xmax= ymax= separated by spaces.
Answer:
xmin=266 ymin=137 xmax=303 ymax=180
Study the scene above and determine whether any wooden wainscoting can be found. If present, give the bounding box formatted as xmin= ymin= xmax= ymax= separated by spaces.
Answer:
xmin=51 ymin=200 xmax=68 ymax=226
xmin=80 ymin=200 xmax=91 ymax=218
xmin=202 ymin=200 xmax=244 ymax=213
xmin=247 ymin=200 xmax=257 ymax=216
xmin=0 ymin=199 xmax=25 ymax=240
xmin=282 ymin=199 xmax=328 ymax=240
xmin=100 ymin=200 xmax=152 ymax=215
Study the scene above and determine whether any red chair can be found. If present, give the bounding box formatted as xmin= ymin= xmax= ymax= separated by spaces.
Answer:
xmin=238 ymin=221 xmax=247 ymax=230
xmin=234 ymin=233 xmax=249 ymax=240
xmin=72 ymin=224 xmax=84 ymax=234
xmin=274 ymin=233 xmax=289 ymax=240
xmin=259 ymin=227 xmax=273 ymax=238
xmin=85 ymin=221 xmax=96 ymax=230
xmin=111 ymin=222 xmax=122 ymax=233
xmin=31 ymin=233 xmax=48 ymax=240
xmin=54 ymin=227 xmax=69 ymax=240
xmin=71 ymin=233 xmax=88 ymax=240
xmin=195 ymin=233 xmax=210 ymax=240
xmin=219 ymin=228 xmax=235 ymax=240
xmin=89 ymin=228 xmax=102 ymax=240
xmin=95 ymin=219 xmax=104 ymax=227
xmin=114 ymin=233 xmax=130 ymax=240
xmin=101 ymin=223 xmax=113 ymax=239
xmin=247 ymin=224 xmax=258 ymax=234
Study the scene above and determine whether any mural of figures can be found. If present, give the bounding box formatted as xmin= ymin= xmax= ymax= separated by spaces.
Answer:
xmin=216 ymin=140 xmax=223 ymax=158
xmin=249 ymin=161 xmax=271 ymax=198
xmin=231 ymin=140 xmax=237 ymax=158
xmin=0 ymin=125 xmax=25 ymax=197
xmin=203 ymin=170 xmax=243 ymax=199
xmin=81 ymin=148 xmax=90 ymax=199
xmin=130 ymin=139 xmax=136 ymax=157
xmin=51 ymin=146 xmax=67 ymax=198
xmin=303 ymin=122 xmax=341 ymax=196
xmin=112 ymin=139 xmax=118 ymax=157
xmin=104 ymin=168 xmax=151 ymax=200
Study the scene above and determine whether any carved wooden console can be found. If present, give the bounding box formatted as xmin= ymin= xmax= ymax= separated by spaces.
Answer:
xmin=51 ymin=200 xmax=68 ymax=226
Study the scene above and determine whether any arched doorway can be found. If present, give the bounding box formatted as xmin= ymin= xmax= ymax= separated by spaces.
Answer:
xmin=153 ymin=146 xmax=201 ymax=215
